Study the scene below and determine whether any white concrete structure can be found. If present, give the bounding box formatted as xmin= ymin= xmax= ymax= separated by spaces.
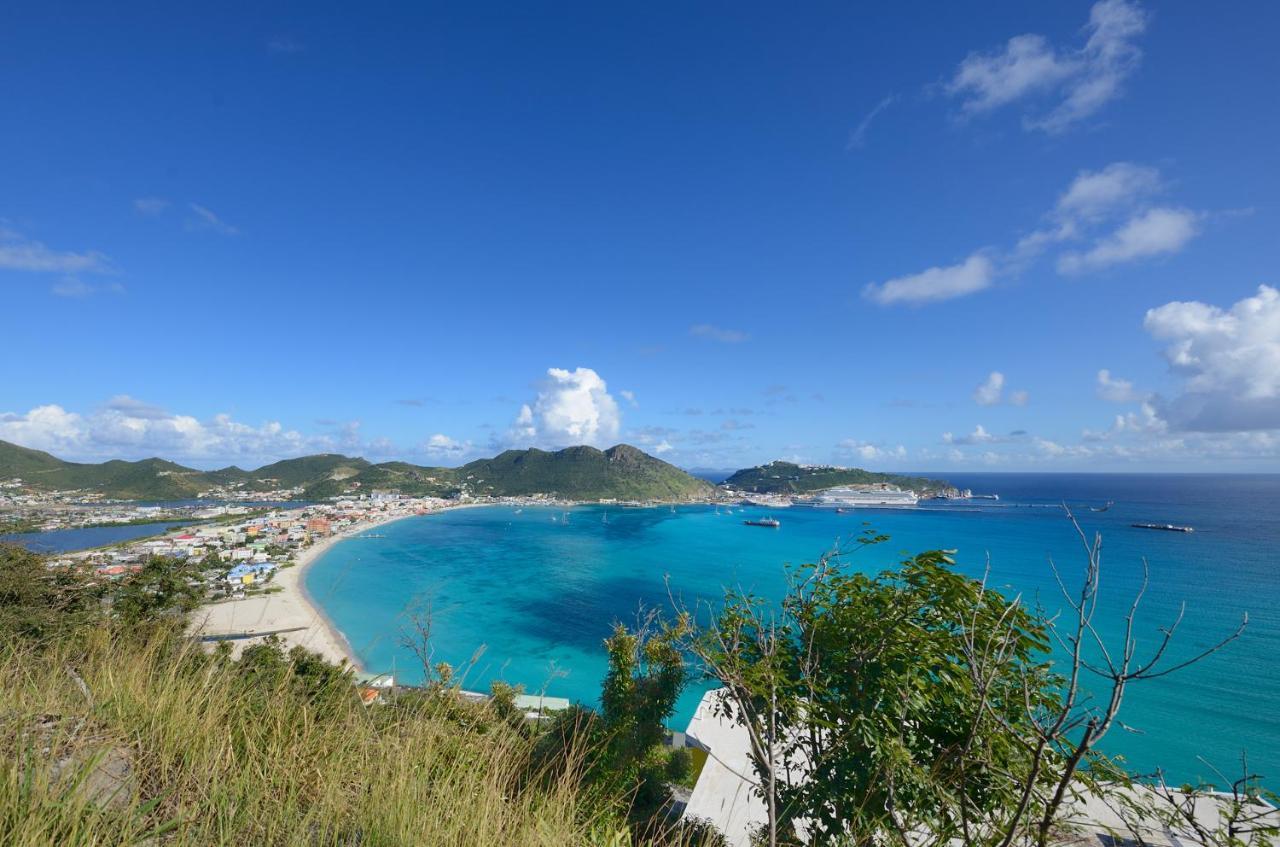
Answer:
xmin=682 ymin=690 xmax=768 ymax=845
xmin=681 ymin=688 xmax=1278 ymax=847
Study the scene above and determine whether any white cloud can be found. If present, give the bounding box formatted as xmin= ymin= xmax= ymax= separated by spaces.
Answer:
xmin=422 ymin=433 xmax=473 ymax=460
xmin=133 ymin=196 xmax=170 ymax=215
xmin=653 ymin=440 xmax=674 ymax=455
xmin=1143 ymin=285 xmax=1280 ymax=431
xmin=1056 ymin=162 xmax=1161 ymax=221
xmin=974 ymin=372 xmax=1005 ymax=406
xmin=1096 ymin=368 xmax=1140 ymax=403
xmin=0 ymin=226 xmax=111 ymax=274
xmin=847 ymin=94 xmax=897 ymax=150
xmin=507 ymin=367 xmax=622 ymax=448
xmin=947 ymin=0 xmax=1147 ymax=133
xmin=864 ymin=253 xmax=994 ymax=306
xmin=836 ymin=438 xmax=907 ymax=463
xmin=690 ymin=324 xmax=749 ymax=343
xmin=943 ymin=425 xmax=997 ymax=445
xmin=619 ymin=390 xmax=638 ymax=408
xmin=1058 ymin=207 xmax=1199 ymax=274
xmin=871 ymin=159 xmax=1200 ymax=306
xmin=187 ymin=203 xmax=239 ymax=236
xmin=0 ymin=399 xmax=338 ymax=466
xmin=1009 ymin=389 xmax=1030 ymax=406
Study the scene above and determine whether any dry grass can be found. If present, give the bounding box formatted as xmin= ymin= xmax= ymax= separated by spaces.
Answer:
xmin=0 ymin=627 xmax=628 ymax=846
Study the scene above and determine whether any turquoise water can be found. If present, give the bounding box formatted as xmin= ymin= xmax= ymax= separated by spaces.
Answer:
xmin=307 ymin=474 xmax=1280 ymax=786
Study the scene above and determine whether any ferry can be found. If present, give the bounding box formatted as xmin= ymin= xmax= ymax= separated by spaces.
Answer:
xmin=744 ymin=517 xmax=780 ymax=528
xmin=1132 ymin=523 xmax=1194 ymax=533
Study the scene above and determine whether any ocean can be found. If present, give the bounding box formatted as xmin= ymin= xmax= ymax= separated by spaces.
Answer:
xmin=306 ymin=473 xmax=1280 ymax=786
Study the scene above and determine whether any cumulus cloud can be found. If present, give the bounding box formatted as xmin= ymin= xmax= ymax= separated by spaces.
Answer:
xmin=1143 ymin=285 xmax=1280 ymax=431
xmin=0 ymin=226 xmax=111 ymax=274
xmin=1058 ymin=207 xmax=1199 ymax=274
xmin=1096 ymin=369 xmax=1141 ymax=403
xmin=974 ymin=372 xmax=1005 ymax=406
xmin=187 ymin=203 xmax=239 ymax=235
xmin=690 ymin=323 xmax=749 ymax=343
xmin=943 ymin=425 xmax=998 ymax=446
xmin=422 ymin=433 xmax=473 ymax=460
xmin=836 ymin=438 xmax=907 ymax=463
xmin=619 ymin=390 xmax=638 ymax=408
xmin=947 ymin=0 xmax=1147 ymax=133
xmin=0 ymin=399 xmax=336 ymax=466
xmin=972 ymin=371 xmax=1028 ymax=406
xmin=864 ymin=253 xmax=994 ymax=306
xmin=507 ymin=367 xmax=622 ymax=448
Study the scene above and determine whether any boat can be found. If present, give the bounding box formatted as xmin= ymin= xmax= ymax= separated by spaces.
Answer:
xmin=810 ymin=486 xmax=919 ymax=508
xmin=1132 ymin=523 xmax=1194 ymax=533
xmin=971 ymin=493 xmax=999 ymax=500
xmin=744 ymin=517 xmax=780 ymax=528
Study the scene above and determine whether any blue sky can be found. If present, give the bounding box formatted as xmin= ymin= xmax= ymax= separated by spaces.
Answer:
xmin=2 ymin=1 xmax=1278 ymax=472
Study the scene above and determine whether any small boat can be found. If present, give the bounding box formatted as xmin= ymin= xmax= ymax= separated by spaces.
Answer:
xmin=1132 ymin=523 xmax=1194 ymax=533
xmin=1089 ymin=501 xmax=1115 ymax=513
xmin=744 ymin=517 xmax=780 ymax=528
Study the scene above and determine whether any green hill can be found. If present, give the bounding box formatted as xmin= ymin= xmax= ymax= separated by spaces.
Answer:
xmin=455 ymin=444 xmax=713 ymax=501
xmin=0 ymin=440 xmax=711 ymax=502
xmin=0 ymin=442 xmax=208 ymax=500
xmin=722 ymin=460 xmax=954 ymax=497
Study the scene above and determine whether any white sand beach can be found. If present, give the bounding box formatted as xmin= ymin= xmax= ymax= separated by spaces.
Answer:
xmin=189 ymin=514 xmax=416 ymax=668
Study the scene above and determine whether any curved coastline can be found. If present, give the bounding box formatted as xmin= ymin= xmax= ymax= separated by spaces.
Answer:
xmin=192 ymin=510 xmax=427 ymax=668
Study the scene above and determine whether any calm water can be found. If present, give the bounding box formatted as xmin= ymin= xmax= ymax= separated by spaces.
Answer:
xmin=307 ymin=474 xmax=1280 ymax=785
xmin=1 ymin=520 xmax=194 ymax=552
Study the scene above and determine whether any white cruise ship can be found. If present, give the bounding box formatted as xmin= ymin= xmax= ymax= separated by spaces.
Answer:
xmin=811 ymin=485 xmax=919 ymax=508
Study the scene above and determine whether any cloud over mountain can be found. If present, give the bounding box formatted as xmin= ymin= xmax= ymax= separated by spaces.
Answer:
xmin=507 ymin=367 xmax=622 ymax=449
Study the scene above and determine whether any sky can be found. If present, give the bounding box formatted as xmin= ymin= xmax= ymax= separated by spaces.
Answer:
xmin=2 ymin=1 xmax=1279 ymax=472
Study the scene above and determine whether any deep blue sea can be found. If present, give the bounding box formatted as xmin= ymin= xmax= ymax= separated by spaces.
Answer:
xmin=307 ymin=473 xmax=1280 ymax=786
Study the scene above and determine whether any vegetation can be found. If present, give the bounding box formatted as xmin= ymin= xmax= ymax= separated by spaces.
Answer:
xmin=0 ymin=514 xmax=1269 ymax=847
xmin=0 ymin=543 xmax=717 ymax=846
xmin=721 ymin=459 xmax=954 ymax=496
xmin=458 ymin=445 xmax=713 ymax=501
xmin=0 ymin=439 xmax=712 ymax=502
xmin=677 ymin=522 xmax=1263 ymax=847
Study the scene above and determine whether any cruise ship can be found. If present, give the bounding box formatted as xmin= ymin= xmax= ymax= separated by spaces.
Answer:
xmin=810 ymin=485 xmax=919 ymax=508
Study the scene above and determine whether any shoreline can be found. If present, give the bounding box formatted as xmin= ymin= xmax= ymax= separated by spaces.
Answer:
xmin=190 ymin=510 xmax=427 ymax=669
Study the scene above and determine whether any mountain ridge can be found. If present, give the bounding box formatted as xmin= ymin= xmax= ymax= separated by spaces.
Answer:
xmin=0 ymin=440 xmax=712 ymax=502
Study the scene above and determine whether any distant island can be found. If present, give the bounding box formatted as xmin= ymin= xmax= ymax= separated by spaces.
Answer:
xmin=0 ymin=439 xmax=957 ymax=503
xmin=721 ymin=460 xmax=959 ymax=498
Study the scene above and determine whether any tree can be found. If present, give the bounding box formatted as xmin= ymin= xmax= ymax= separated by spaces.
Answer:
xmin=683 ymin=520 xmax=1246 ymax=847
xmin=0 ymin=544 xmax=103 ymax=640
xmin=113 ymin=555 xmax=206 ymax=625
xmin=599 ymin=609 xmax=691 ymax=826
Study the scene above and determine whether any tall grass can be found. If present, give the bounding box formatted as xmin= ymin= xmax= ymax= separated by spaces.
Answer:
xmin=0 ymin=626 xmax=628 ymax=846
